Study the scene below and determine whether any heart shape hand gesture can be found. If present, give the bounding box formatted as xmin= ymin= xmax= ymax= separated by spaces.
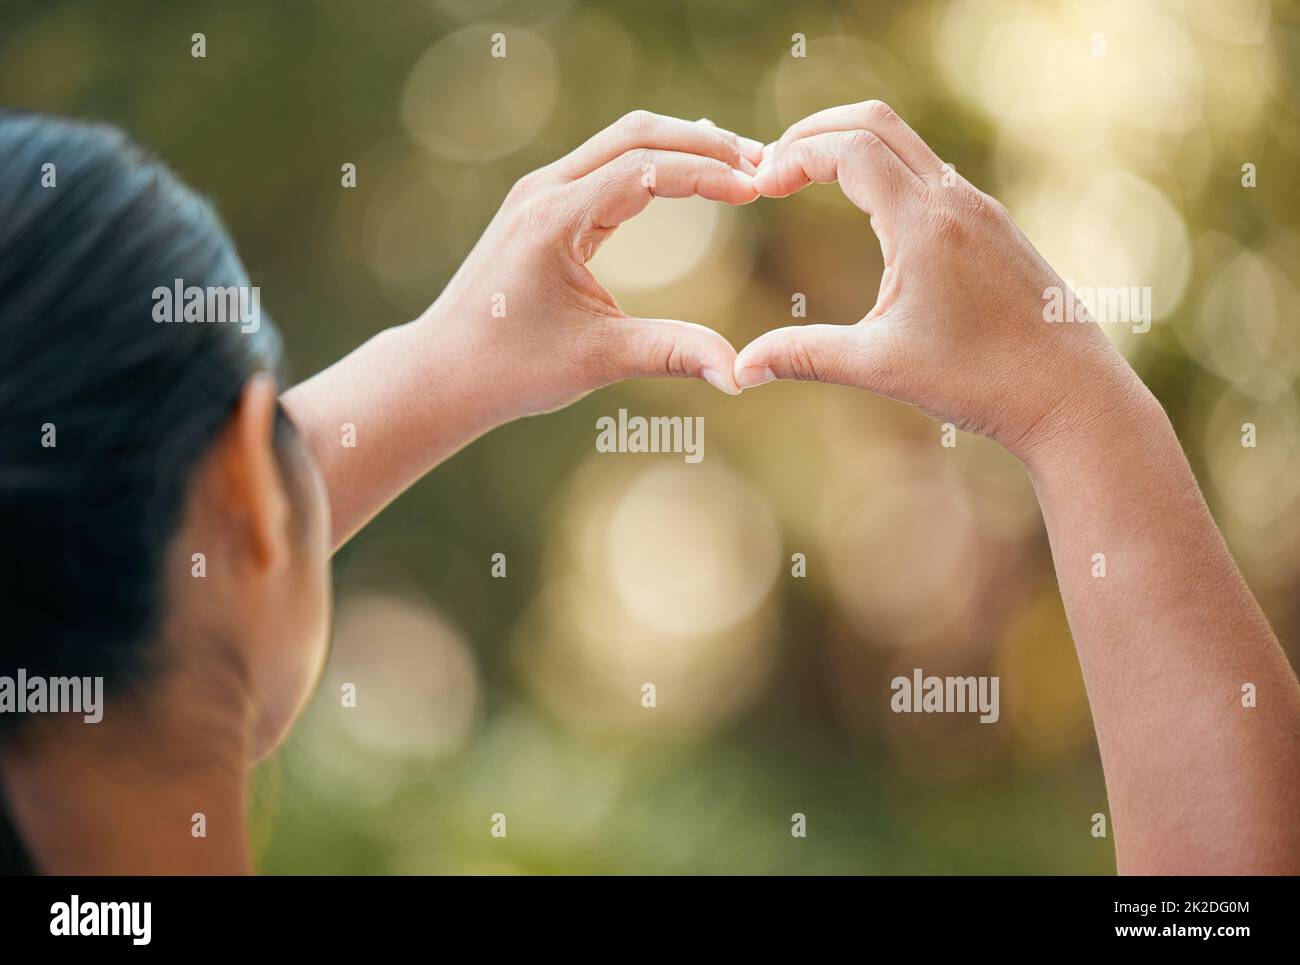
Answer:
xmin=428 ymin=101 xmax=1139 ymax=463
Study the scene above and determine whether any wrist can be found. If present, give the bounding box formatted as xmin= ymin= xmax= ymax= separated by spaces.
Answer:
xmin=418 ymin=282 xmax=607 ymax=424
xmin=402 ymin=301 xmax=511 ymax=437
xmin=1013 ymin=363 xmax=1165 ymax=480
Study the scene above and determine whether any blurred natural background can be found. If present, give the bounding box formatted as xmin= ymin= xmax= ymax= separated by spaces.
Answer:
xmin=3 ymin=0 xmax=1298 ymax=873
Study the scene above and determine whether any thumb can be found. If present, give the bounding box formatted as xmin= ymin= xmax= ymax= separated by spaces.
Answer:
xmin=734 ymin=322 xmax=889 ymax=390
xmin=603 ymin=316 xmax=742 ymax=395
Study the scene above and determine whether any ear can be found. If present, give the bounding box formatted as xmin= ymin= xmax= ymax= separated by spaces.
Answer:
xmin=211 ymin=373 xmax=289 ymax=571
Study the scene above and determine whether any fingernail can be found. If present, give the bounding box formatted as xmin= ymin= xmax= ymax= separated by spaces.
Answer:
xmin=738 ymin=156 xmax=758 ymax=176
xmin=735 ymin=364 xmax=777 ymax=389
xmin=702 ymin=367 xmax=741 ymax=396
xmin=731 ymin=168 xmax=755 ymax=188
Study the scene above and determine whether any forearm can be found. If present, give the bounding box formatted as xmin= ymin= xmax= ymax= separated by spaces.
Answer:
xmin=1025 ymin=381 xmax=1300 ymax=874
xmin=280 ymin=305 xmax=499 ymax=549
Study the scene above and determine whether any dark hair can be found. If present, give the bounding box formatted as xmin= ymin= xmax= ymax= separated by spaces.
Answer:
xmin=0 ymin=111 xmax=294 ymax=870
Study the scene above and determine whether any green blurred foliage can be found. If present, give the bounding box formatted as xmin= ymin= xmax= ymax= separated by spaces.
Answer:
xmin=4 ymin=0 xmax=1298 ymax=873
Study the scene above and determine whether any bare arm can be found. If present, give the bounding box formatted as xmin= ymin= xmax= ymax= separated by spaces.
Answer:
xmin=1026 ymin=383 xmax=1300 ymax=873
xmin=735 ymin=99 xmax=1300 ymax=873
xmin=280 ymin=316 xmax=496 ymax=549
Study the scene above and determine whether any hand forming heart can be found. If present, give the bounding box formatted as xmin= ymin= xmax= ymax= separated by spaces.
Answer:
xmin=426 ymin=102 xmax=1141 ymax=465
xmin=428 ymin=110 xmax=761 ymax=426
xmin=734 ymin=100 xmax=1140 ymax=462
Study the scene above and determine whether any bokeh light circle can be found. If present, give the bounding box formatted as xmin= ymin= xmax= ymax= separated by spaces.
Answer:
xmin=401 ymin=25 xmax=559 ymax=163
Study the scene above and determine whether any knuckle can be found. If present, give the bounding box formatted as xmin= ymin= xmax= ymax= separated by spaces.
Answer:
xmin=959 ymin=188 xmax=1007 ymax=230
xmin=981 ymin=192 xmax=1011 ymax=222
xmin=789 ymin=138 xmax=816 ymax=168
xmin=638 ymin=331 xmax=687 ymax=378
xmin=622 ymin=147 xmax=655 ymax=179
xmin=960 ymin=186 xmax=988 ymax=213
xmin=787 ymin=338 xmax=820 ymax=382
xmin=863 ymin=99 xmax=897 ymax=124
xmin=619 ymin=109 xmax=656 ymax=136
xmin=715 ymin=131 xmax=741 ymax=163
xmin=507 ymin=170 xmax=543 ymax=202
xmin=664 ymin=339 xmax=690 ymax=378
xmin=926 ymin=199 xmax=968 ymax=242
xmin=842 ymin=129 xmax=882 ymax=156
xmin=903 ymin=177 xmax=932 ymax=210
xmin=508 ymin=198 xmax=540 ymax=234
xmin=704 ymin=157 xmax=732 ymax=179
xmin=508 ymin=191 xmax=560 ymax=237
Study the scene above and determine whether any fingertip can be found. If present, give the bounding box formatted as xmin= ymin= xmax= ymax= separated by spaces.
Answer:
xmin=702 ymin=366 xmax=742 ymax=396
xmin=751 ymin=164 xmax=787 ymax=198
xmin=729 ymin=167 xmax=759 ymax=202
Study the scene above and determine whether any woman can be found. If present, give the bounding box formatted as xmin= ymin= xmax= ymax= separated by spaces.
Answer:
xmin=2 ymin=101 xmax=1298 ymax=875
xmin=0 ymin=107 xmax=761 ymax=873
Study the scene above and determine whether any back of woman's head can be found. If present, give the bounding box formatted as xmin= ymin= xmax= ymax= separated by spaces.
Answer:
xmin=0 ymin=110 xmax=285 ymax=723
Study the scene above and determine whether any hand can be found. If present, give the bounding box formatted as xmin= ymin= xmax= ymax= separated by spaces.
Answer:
xmin=427 ymin=111 xmax=762 ymax=422
xmin=285 ymin=112 xmax=760 ymax=546
xmin=733 ymin=100 xmax=1147 ymax=461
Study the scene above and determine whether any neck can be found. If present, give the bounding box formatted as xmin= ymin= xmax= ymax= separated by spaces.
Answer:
xmin=0 ymin=656 xmax=255 ymax=875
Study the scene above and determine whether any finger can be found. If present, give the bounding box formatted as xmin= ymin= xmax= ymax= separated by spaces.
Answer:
xmin=768 ymin=100 xmax=944 ymax=183
xmin=734 ymin=322 xmax=895 ymax=391
xmin=694 ymin=117 xmax=764 ymax=167
xmin=716 ymin=119 xmax=758 ymax=176
xmin=734 ymin=323 xmax=861 ymax=388
xmin=752 ymin=130 xmax=918 ymax=224
xmin=553 ymin=110 xmax=747 ymax=180
xmin=600 ymin=316 xmax=742 ymax=395
xmin=698 ymin=118 xmax=764 ymax=166
xmin=578 ymin=149 xmax=757 ymax=234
